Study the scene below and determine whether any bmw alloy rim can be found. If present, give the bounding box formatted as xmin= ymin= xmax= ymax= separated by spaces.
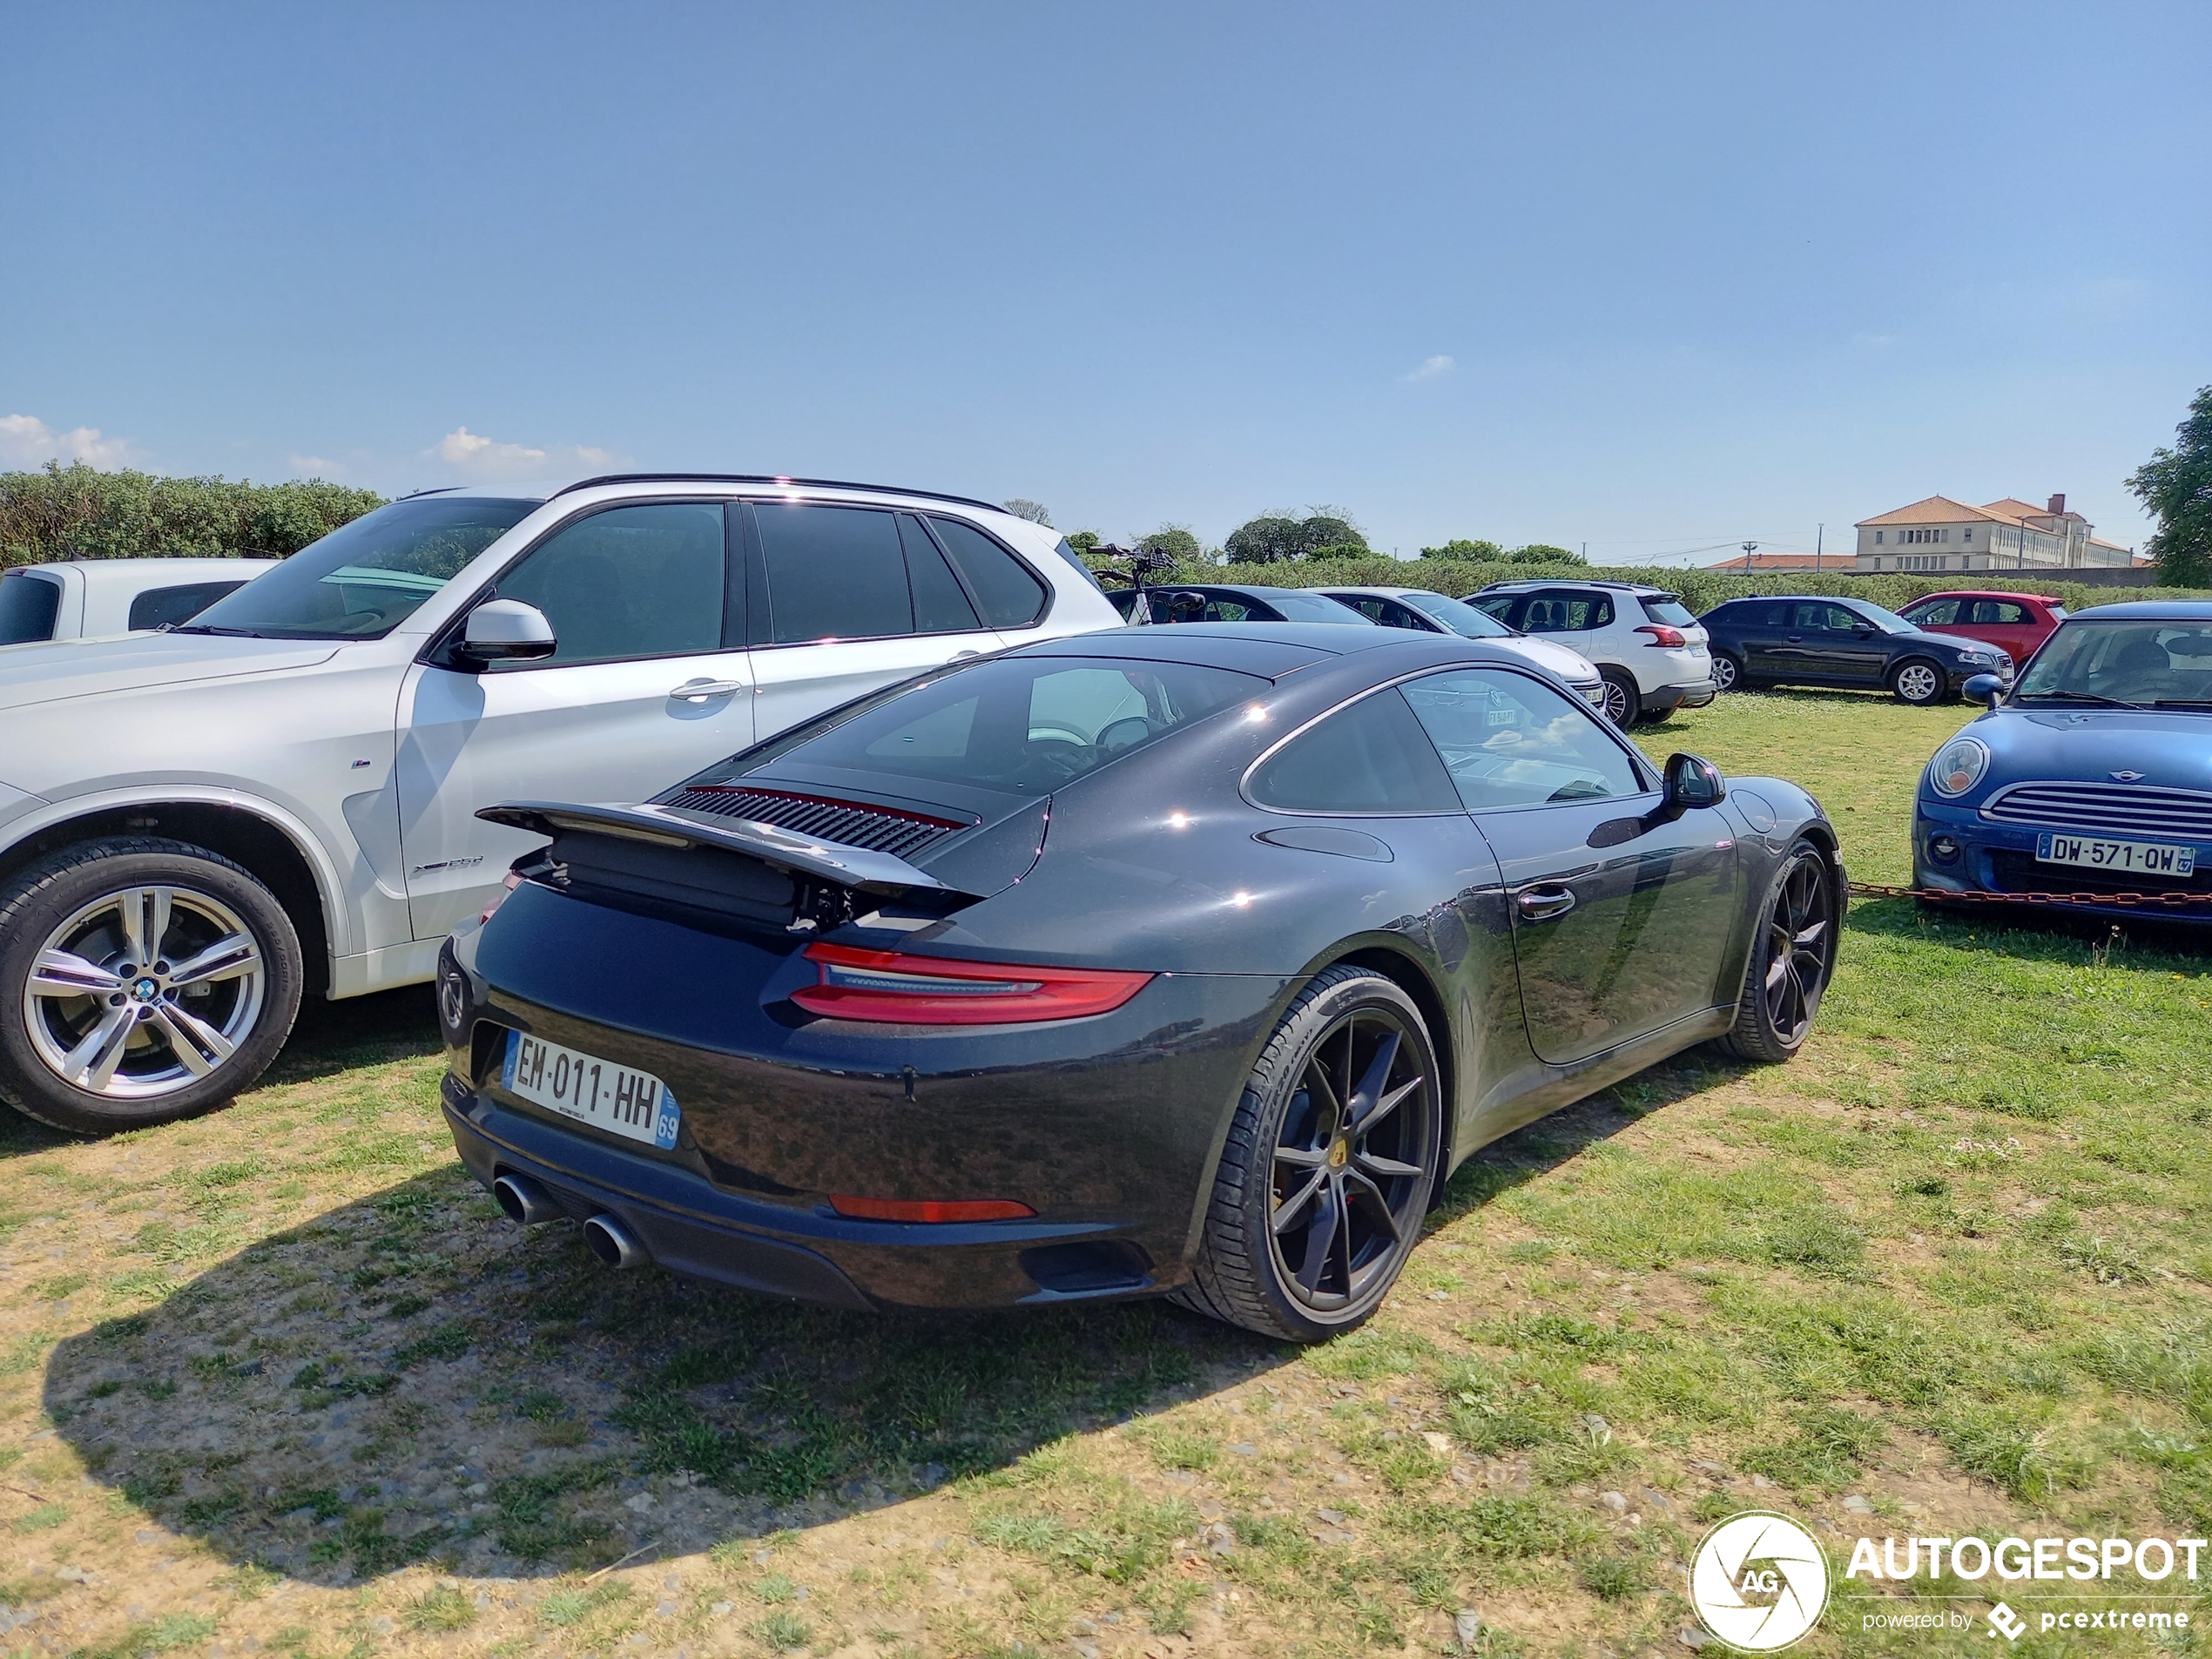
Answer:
xmin=1897 ymin=663 xmax=1939 ymax=702
xmin=1268 ymin=1008 xmax=1433 ymax=1313
xmin=24 ymin=886 xmax=265 ymax=1099
xmin=1762 ymin=857 xmax=1832 ymax=1044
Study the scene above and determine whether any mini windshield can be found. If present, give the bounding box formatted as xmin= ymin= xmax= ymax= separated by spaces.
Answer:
xmin=1396 ymin=591 xmax=1515 ymax=637
xmin=179 ymin=496 xmax=538 ymax=639
xmin=2014 ymin=620 xmax=2212 ymax=708
xmin=702 ymin=655 xmax=1268 ymax=796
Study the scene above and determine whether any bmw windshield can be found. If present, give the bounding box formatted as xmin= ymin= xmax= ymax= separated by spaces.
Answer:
xmin=2013 ymin=619 xmax=2212 ymax=709
xmin=178 ymin=496 xmax=538 ymax=639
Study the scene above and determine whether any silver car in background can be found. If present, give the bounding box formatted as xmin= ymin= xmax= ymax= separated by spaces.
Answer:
xmin=0 ymin=475 xmax=1123 ymax=1133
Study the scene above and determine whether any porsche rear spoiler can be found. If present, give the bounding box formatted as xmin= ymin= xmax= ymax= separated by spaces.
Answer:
xmin=477 ymin=800 xmax=974 ymax=900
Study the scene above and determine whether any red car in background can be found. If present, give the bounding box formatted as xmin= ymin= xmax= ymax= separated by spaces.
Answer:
xmin=1895 ymin=590 xmax=2067 ymax=664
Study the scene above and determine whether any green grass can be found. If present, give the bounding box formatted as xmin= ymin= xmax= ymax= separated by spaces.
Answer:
xmin=0 ymin=686 xmax=2203 ymax=1657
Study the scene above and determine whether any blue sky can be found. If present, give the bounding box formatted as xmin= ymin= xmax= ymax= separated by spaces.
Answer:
xmin=3 ymin=2 xmax=2205 ymax=563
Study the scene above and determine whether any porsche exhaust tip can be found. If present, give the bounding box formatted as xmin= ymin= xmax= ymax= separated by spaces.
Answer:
xmin=582 ymin=1212 xmax=648 ymax=1270
xmin=492 ymin=1173 xmax=558 ymax=1226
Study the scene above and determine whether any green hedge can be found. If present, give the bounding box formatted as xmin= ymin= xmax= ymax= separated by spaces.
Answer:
xmin=1090 ymin=552 xmax=2211 ymax=616
xmin=0 ymin=462 xmax=385 ymax=570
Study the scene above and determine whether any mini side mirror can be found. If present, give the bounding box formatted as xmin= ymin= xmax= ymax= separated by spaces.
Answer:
xmin=1962 ymin=672 xmax=2005 ymax=706
xmin=463 ymin=599 xmax=557 ymax=664
xmin=1662 ymin=752 xmax=1726 ymax=812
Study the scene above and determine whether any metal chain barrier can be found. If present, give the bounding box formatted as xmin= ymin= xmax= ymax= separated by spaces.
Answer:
xmin=1846 ymin=880 xmax=2212 ymax=910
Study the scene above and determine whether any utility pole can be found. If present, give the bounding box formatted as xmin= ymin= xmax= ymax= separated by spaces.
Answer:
xmin=1814 ymin=524 xmax=1823 ymax=575
xmin=1742 ymin=541 xmax=1758 ymax=572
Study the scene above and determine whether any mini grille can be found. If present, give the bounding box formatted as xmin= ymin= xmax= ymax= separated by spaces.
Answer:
xmin=660 ymin=787 xmax=967 ymax=860
xmin=1986 ymin=849 xmax=2212 ymax=897
xmin=1981 ymin=780 xmax=2212 ymax=843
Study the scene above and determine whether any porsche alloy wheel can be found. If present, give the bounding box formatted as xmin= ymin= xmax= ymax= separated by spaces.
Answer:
xmin=1720 ymin=839 xmax=1837 ymax=1063
xmin=1175 ymin=968 xmax=1440 ymax=1341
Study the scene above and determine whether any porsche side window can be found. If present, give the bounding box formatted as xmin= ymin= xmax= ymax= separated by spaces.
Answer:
xmin=1248 ymin=691 xmax=1460 ymax=815
xmin=1401 ymin=668 xmax=1644 ymax=810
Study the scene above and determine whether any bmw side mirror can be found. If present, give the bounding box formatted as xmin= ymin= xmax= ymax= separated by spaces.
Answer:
xmin=462 ymin=599 xmax=557 ymax=664
xmin=1962 ymin=672 xmax=2004 ymax=706
xmin=1662 ymin=752 xmax=1726 ymax=812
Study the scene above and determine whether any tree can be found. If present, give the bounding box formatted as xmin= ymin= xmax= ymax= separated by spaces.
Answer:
xmin=0 ymin=462 xmax=383 ymax=569
xmin=1223 ymin=509 xmax=1370 ymax=563
xmin=2128 ymin=385 xmax=2212 ymax=585
xmin=1420 ymin=538 xmax=1505 ymax=560
xmin=1001 ymin=498 xmax=1053 ymax=526
xmin=1505 ymin=543 xmax=1584 ymax=565
xmin=1064 ymin=529 xmax=1101 ymax=555
xmin=1137 ymin=524 xmax=1204 ymax=567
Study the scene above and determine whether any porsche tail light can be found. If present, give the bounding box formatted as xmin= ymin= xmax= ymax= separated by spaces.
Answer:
xmin=829 ymin=1195 xmax=1036 ymax=1222
xmin=792 ymin=943 xmax=1153 ymax=1024
xmin=1635 ymin=624 xmax=1688 ymax=648
xmin=479 ymin=870 xmax=523 ymax=924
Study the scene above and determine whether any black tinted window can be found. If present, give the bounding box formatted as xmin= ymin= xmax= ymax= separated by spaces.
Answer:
xmin=1906 ymin=597 xmax=1961 ymax=625
xmin=1249 ymin=690 xmax=1460 ymax=814
xmin=128 ymin=580 xmax=246 ymax=631
xmin=0 ymin=571 xmax=62 ymax=644
xmin=899 ymin=516 xmax=979 ymax=634
xmin=1640 ymin=597 xmax=1696 ymax=626
xmin=1473 ymin=594 xmax=1523 ymax=626
xmin=928 ymin=516 xmax=1046 ymax=627
xmin=1730 ymin=601 xmax=1790 ymax=627
xmin=1795 ymin=603 xmax=1860 ymax=632
xmin=756 ymin=503 xmax=912 ymax=644
xmin=1971 ymin=600 xmax=2028 ymax=625
xmin=497 ymin=503 xmax=726 ymax=665
xmin=724 ymin=655 xmax=1263 ymax=796
xmin=1402 ymin=668 xmax=1644 ymax=808
xmin=1521 ymin=591 xmax=1612 ymax=632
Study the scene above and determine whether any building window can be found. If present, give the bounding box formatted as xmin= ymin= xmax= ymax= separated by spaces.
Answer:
xmin=1963 ymin=528 xmax=1973 ymax=542
xmin=1875 ymin=531 xmax=1885 ymax=544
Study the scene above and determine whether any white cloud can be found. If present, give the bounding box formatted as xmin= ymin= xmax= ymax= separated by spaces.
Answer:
xmin=1400 ymin=354 xmax=1455 ymax=383
xmin=428 ymin=426 xmax=624 ymax=481
xmin=0 ymin=414 xmax=140 ymax=469
xmin=288 ymin=454 xmax=341 ymax=478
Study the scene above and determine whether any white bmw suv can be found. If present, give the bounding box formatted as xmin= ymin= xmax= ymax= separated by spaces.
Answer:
xmin=1469 ymin=580 xmax=1716 ymax=729
xmin=0 ymin=475 xmax=1123 ymax=1133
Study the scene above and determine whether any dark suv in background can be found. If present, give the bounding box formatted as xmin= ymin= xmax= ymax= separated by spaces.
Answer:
xmin=1699 ymin=595 xmax=2013 ymax=705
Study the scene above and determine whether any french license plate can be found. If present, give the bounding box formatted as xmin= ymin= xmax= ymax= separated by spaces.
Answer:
xmin=501 ymin=1029 xmax=681 ymax=1150
xmin=2035 ymin=832 xmax=2196 ymax=878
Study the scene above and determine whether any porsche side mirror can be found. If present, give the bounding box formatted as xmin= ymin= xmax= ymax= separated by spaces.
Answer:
xmin=1662 ymin=752 xmax=1726 ymax=811
xmin=1962 ymin=672 xmax=2005 ymax=706
xmin=463 ymin=599 xmax=557 ymax=664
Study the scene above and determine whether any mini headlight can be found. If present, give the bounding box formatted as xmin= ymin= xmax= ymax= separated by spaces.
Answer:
xmin=1927 ymin=735 xmax=1990 ymax=798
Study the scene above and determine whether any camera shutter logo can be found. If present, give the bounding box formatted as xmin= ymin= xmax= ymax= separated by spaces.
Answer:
xmin=1689 ymin=1512 xmax=1831 ymax=1652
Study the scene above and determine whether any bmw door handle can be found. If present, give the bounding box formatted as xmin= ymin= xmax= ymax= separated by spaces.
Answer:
xmin=1516 ymin=887 xmax=1578 ymax=921
xmin=670 ymin=678 xmax=745 ymax=702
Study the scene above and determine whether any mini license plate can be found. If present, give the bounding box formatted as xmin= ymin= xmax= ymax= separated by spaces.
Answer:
xmin=502 ymin=1029 xmax=681 ymax=1150
xmin=2035 ymin=832 xmax=2197 ymax=878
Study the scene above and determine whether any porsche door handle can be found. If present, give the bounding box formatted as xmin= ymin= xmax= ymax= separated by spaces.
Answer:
xmin=671 ymin=678 xmax=745 ymax=702
xmin=1516 ymin=887 xmax=1578 ymax=922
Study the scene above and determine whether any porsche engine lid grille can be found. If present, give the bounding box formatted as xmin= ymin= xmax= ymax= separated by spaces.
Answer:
xmin=661 ymin=786 xmax=969 ymax=860
xmin=1981 ymin=780 xmax=2212 ymax=843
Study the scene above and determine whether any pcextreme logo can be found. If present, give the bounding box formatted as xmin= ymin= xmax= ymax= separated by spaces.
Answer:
xmin=1689 ymin=1512 xmax=1832 ymax=1652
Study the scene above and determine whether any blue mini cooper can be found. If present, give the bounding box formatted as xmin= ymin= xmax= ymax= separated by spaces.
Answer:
xmin=1914 ymin=601 xmax=2212 ymax=921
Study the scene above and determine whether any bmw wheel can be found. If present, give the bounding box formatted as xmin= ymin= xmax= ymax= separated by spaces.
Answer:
xmin=1712 ymin=651 xmax=1744 ymax=693
xmin=1718 ymin=838 xmax=1838 ymax=1064
xmin=1174 ymin=967 xmax=1440 ymax=1342
xmin=0 ymin=839 xmax=304 ymax=1135
xmin=1892 ymin=658 xmax=1945 ymax=706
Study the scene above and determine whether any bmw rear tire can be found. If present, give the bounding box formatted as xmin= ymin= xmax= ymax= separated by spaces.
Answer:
xmin=0 ymin=839 xmax=304 ymax=1136
xmin=1173 ymin=967 xmax=1441 ymax=1343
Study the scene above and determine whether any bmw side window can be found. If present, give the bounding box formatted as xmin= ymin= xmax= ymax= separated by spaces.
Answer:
xmin=0 ymin=571 xmax=63 ymax=644
xmin=898 ymin=515 xmax=980 ymax=634
xmin=1248 ymin=690 xmax=1461 ymax=815
xmin=927 ymin=516 xmax=1047 ymax=628
xmin=490 ymin=502 xmax=727 ymax=667
xmin=1401 ymin=668 xmax=1646 ymax=810
xmin=754 ymin=503 xmax=914 ymax=644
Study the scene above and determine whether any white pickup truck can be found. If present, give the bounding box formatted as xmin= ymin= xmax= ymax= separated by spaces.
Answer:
xmin=0 ymin=557 xmax=277 ymax=644
xmin=0 ymin=475 xmax=1123 ymax=1133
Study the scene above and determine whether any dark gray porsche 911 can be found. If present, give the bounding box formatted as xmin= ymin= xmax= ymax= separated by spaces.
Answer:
xmin=435 ymin=624 xmax=1843 ymax=1341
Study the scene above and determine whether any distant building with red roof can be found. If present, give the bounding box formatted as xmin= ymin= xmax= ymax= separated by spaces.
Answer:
xmin=1852 ymin=493 xmax=2134 ymax=572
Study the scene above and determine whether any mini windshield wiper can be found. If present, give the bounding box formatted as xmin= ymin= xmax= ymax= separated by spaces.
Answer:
xmin=2152 ymin=699 xmax=2212 ymax=709
xmin=2014 ymin=689 xmax=2142 ymax=709
xmin=171 ymin=624 xmax=270 ymax=638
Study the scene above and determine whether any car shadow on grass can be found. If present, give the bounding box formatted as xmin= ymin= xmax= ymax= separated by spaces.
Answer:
xmin=1846 ymin=891 xmax=2212 ymax=961
xmin=43 ymin=1162 xmax=1304 ymax=1587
